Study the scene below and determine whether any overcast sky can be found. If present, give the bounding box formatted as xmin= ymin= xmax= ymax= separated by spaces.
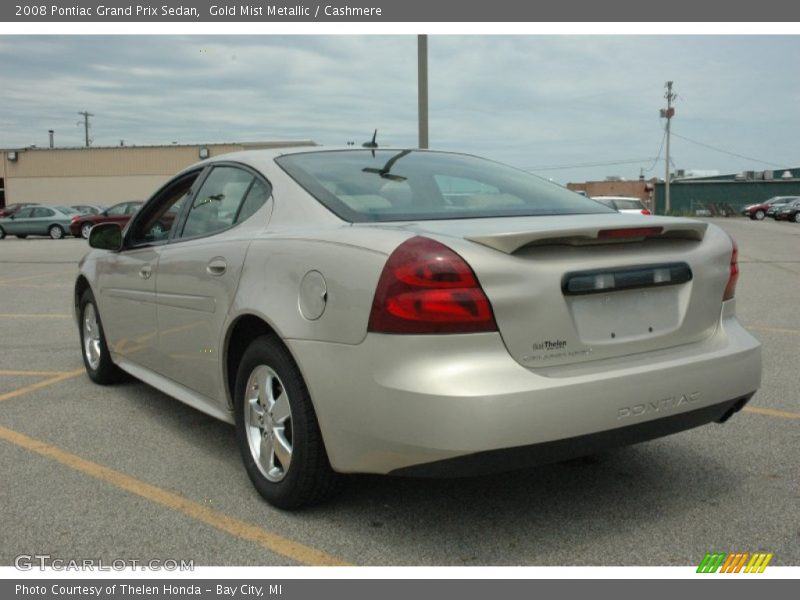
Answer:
xmin=1 ymin=35 xmax=799 ymax=184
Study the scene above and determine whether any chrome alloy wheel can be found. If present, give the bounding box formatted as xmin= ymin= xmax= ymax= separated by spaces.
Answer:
xmin=244 ymin=365 xmax=293 ymax=482
xmin=83 ymin=303 xmax=102 ymax=370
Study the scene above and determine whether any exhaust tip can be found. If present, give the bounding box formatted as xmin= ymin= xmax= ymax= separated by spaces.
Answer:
xmin=716 ymin=393 xmax=755 ymax=423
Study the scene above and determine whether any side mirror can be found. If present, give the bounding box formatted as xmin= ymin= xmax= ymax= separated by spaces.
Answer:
xmin=88 ymin=222 xmax=123 ymax=251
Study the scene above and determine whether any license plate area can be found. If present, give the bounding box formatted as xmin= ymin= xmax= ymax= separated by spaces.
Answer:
xmin=568 ymin=285 xmax=688 ymax=344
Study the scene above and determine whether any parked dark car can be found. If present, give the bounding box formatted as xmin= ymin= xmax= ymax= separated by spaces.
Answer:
xmin=741 ymin=196 xmax=797 ymax=220
xmin=766 ymin=197 xmax=799 ymax=219
xmin=70 ymin=201 xmax=143 ymax=239
xmin=0 ymin=202 xmax=39 ymax=218
xmin=774 ymin=199 xmax=800 ymax=222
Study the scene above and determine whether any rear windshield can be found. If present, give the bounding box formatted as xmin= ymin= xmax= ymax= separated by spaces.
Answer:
xmin=276 ymin=150 xmax=613 ymax=223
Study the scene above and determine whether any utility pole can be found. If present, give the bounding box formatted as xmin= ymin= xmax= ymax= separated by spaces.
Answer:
xmin=418 ymin=34 xmax=429 ymax=149
xmin=78 ymin=111 xmax=94 ymax=147
xmin=661 ymin=82 xmax=676 ymax=214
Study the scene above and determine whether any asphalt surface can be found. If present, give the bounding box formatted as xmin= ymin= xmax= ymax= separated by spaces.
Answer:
xmin=0 ymin=218 xmax=797 ymax=567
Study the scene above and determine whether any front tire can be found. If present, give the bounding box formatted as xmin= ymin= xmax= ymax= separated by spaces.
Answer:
xmin=81 ymin=222 xmax=93 ymax=239
xmin=0 ymin=226 xmax=5 ymax=240
xmin=49 ymin=225 xmax=64 ymax=240
xmin=794 ymin=213 xmax=800 ymax=223
xmin=79 ymin=290 xmax=124 ymax=384
xmin=754 ymin=210 xmax=765 ymax=220
xmin=234 ymin=335 xmax=341 ymax=509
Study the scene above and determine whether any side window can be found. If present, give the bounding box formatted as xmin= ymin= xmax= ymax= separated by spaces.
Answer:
xmin=16 ymin=207 xmax=34 ymax=218
xmin=235 ymin=179 xmax=270 ymax=224
xmin=106 ymin=204 xmax=127 ymax=216
xmin=181 ymin=167 xmax=254 ymax=239
xmin=126 ymin=204 xmax=140 ymax=215
xmin=33 ymin=208 xmax=54 ymax=218
xmin=128 ymin=173 xmax=199 ymax=246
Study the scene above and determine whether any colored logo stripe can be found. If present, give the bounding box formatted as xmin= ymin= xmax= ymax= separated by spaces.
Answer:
xmin=697 ymin=552 xmax=773 ymax=573
xmin=697 ymin=553 xmax=726 ymax=573
xmin=745 ymin=553 xmax=773 ymax=573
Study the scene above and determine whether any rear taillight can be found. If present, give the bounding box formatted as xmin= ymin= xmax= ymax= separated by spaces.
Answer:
xmin=640 ymin=208 xmax=652 ymax=215
xmin=368 ymin=236 xmax=497 ymax=334
xmin=723 ymin=237 xmax=739 ymax=301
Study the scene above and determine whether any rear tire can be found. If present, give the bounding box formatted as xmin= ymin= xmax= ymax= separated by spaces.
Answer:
xmin=0 ymin=226 xmax=5 ymax=240
xmin=79 ymin=289 xmax=125 ymax=384
xmin=795 ymin=213 xmax=800 ymax=223
xmin=49 ymin=225 xmax=65 ymax=239
xmin=234 ymin=335 xmax=341 ymax=509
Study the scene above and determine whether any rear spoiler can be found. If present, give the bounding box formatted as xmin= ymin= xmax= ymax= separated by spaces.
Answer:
xmin=465 ymin=221 xmax=708 ymax=254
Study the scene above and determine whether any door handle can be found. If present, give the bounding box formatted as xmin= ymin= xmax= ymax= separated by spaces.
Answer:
xmin=139 ymin=265 xmax=152 ymax=280
xmin=206 ymin=258 xmax=227 ymax=276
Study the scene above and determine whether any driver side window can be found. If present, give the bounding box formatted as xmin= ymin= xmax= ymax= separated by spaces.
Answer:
xmin=128 ymin=173 xmax=199 ymax=246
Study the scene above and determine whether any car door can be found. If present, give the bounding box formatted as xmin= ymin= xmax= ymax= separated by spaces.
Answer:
xmin=96 ymin=188 xmax=192 ymax=370
xmin=94 ymin=245 xmax=161 ymax=370
xmin=31 ymin=207 xmax=55 ymax=235
xmin=7 ymin=206 xmax=35 ymax=234
xmin=154 ymin=164 xmax=271 ymax=402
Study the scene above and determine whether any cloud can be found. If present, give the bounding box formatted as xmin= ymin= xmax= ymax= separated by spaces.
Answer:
xmin=1 ymin=35 xmax=799 ymax=183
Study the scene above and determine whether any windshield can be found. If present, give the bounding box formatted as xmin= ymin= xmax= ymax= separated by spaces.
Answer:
xmin=276 ymin=150 xmax=613 ymax=223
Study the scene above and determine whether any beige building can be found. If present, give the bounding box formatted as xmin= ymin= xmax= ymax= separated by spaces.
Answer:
xmin=0 ymin=141 xmax=315 ymax=208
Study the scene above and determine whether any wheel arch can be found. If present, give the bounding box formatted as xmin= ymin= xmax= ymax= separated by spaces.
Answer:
xmin=74 ymin=275 xmax=93 ymax=322
xmin=224 ymin=314 xmax=297 ymax=411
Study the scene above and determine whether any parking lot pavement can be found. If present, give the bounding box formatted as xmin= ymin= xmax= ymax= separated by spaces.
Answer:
xmin=0 ymin=221 xmax=798 ymax=567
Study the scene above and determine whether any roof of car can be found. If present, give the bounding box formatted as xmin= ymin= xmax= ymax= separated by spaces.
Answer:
xmin=182 ymin=146 xmax=461 ymax=177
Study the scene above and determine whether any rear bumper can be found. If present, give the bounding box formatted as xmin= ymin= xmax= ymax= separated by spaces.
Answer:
xmin=392 ymin=393 xmax=753 ymax=477
xmin=288 ymin=302 xmax=761 ymax=475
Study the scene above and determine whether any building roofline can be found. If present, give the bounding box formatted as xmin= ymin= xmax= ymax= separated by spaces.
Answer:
xmin=0 ymin=140 xmax=316 ymax=152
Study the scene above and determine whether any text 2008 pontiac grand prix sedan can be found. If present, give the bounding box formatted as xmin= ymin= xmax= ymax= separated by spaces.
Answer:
xmin=74 ymin=148 xmax=761 ymax=508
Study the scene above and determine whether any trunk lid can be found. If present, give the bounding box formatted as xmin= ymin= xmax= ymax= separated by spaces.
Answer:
xmin=368 ymin=214 xmax=732 ymax=368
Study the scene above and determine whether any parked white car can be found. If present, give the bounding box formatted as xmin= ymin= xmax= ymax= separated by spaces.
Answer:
xmin=591 ymin=195 xmax=652 ymax=215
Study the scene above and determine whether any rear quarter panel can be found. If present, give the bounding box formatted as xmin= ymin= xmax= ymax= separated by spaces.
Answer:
xmin=230 ymin=235 xmax=398 ymax=345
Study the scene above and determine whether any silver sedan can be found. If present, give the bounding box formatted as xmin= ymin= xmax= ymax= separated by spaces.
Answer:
xmin=74 ymin=148 xmax=761 ymax=508
xmin=0 ymin=205 xmax=74 ymax=239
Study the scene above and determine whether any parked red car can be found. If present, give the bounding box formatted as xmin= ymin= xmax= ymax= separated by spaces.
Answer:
xmin=741 ymin=196 xmax=798 ymax=220
xmin=70 ymin=201 xmax=142 ymax=239
xmin=0 ymin=202 xmax=39 ymax=218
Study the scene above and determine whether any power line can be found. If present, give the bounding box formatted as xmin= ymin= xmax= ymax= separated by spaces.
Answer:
xmin=670 ymin=131 xmax=786 ymax=168
xmin=642 ymin=127 xmax=667 ymax=173
xmin=528 ymin=157 xmax=658 ymax=172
